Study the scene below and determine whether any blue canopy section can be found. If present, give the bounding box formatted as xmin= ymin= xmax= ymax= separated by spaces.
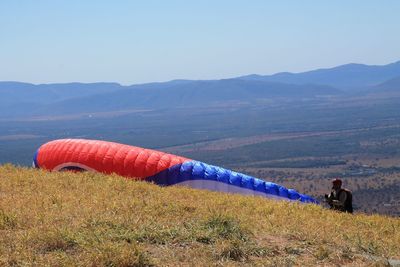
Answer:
xmin=146 ymin=160 xmax=317 ymax=204
xmin=32 ymin=149 xmax=40 ymax=168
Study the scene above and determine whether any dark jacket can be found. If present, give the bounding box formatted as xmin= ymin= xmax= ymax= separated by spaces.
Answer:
xmin=326 ymin=188 xmax=353 ymax=213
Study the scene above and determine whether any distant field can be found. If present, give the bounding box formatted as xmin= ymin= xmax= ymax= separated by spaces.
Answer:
xmin=239 ymin=157 xmax=400 ymax=216
xmin=1 ymin=165 xmax=399 ymax=266
xmin=164 ymin=124 xmax=400 ymax=154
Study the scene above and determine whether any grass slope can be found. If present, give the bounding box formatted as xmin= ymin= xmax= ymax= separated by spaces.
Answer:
xmin=0 ymin=165 xmax=399 ymax=266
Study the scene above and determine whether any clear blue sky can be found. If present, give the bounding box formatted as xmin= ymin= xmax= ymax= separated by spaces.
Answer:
xmin=1 ymin=0 xmax=399 ymax=85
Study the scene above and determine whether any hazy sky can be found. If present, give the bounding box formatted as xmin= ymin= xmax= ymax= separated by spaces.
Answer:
xmin=1 ymin=0 xmax=399 ymax=85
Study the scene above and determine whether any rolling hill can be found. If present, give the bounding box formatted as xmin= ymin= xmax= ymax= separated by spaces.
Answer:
xmin=33 ymin=79 xmax=341 ymax=116
xmin=366 ymin=75 xmax=400 ymax=94
xmin=0 ymin=165 xmax=399 ymax=266
xmin=0 ymin=82 xmax=124 ymax=117
xmin=0 ymin=79 xmax=341 ymax=118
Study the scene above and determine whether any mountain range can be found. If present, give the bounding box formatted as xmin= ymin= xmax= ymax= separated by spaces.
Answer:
xmin=239 ymin=61 xmax=400 ymax=90
xmin=1 ymin=61 xmax=400 ymax=118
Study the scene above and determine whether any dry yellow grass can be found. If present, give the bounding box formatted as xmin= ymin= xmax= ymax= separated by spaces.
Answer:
xmin=0 ymin=164 xmax=399 ymax=266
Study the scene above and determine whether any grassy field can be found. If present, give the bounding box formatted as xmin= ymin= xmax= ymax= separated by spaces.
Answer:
xmin=0 ymin=165 xmax=399 ymax=266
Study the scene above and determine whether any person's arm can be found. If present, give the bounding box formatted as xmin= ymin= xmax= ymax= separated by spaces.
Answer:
xmin=325 ymin=192 xmax=334 ymax=207
xmin=332 ymin=190 xmax=347 ymax=207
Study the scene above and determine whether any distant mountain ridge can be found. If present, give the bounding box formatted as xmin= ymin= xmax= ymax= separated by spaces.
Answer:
xmin=239 ymin=61 xmax=400 ymax=90
xmin=0 ymin=82 xmax=126 ymax=117
xmin=33 ymin=79 xmax=339 ymax=116
xmin=1 ymin=60 xmax=400 ymax=118
xmin=0 ymin=82 xmax=122 ymax=105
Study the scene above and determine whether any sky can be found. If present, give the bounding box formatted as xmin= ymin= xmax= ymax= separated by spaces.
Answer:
xmin=1 ymin=0 xmax=400 ymax=85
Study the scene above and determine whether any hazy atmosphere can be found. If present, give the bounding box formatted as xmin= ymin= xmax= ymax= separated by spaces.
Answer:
xmin=1 ymin=0 xmax=400 ymax=84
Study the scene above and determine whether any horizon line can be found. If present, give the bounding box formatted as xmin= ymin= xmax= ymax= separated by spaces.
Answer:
xmin=1 ymin=59 xmax=399 ymax=86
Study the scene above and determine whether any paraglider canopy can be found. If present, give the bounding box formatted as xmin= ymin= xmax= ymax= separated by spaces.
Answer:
xmin=33 ymin=139 xmax=318 ymax=204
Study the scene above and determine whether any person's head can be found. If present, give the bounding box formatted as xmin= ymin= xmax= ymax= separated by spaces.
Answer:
xmin=332 ymin=178 xmax=342 ymax=190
